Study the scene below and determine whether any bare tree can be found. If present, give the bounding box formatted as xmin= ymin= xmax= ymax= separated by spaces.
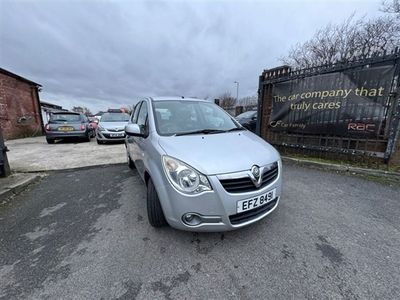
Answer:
xmin=382 ymin=0 xmax=400 ymax=14
xmin=359 ymin=16 xmax=399 ymax=53
xmin=219 ymin=92 xmax=236 ymax=108
xmin=120 ymin=106 xmax=132 ymax=114
xmin=281 ymin=5 xmax=400 ymax=69
xmin=72 ymin=106 xmax=92 ymax=116
xmin=239 ymin=95 xmax=258 ymax=106
xmin=124 ymin=104 xmax=135 ymax=114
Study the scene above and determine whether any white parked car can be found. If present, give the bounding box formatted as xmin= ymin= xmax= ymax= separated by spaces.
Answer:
xmin=96 ymin=112 xmax=130 ymax=144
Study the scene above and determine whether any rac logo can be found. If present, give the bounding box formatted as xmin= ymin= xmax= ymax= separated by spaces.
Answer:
xmin=347 ymin=122 xmax=376 ymax=132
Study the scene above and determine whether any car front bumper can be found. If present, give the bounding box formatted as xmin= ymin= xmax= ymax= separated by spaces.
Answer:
xmin=155 ymin=161 xmax=282 ymax=232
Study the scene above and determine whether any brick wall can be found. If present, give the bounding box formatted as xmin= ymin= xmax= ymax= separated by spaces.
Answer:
xmin=0 ymin=73 xmax=43 ymax=139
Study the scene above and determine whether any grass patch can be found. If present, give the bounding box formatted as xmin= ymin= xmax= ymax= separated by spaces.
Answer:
xmin=283 ymin=153 xmax=400 ymax=173
xmin=352 ymin=173 xmax=400 ymax=187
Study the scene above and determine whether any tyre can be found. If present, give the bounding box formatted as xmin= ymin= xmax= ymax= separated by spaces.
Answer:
xmin=46 ymin=138 xmax=55 ymax=144
xmin=147 ymin=178 xmax=167 ymax=227
xmin=127 ymin=152 xmax=135 ymax=169
xmin=96 ymin=139 xmax=103 ymax=145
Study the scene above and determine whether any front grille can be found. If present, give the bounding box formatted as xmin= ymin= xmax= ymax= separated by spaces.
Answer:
xmin=229 ymin=198 xmax=278 ymax=225
xmin=107 ymin=129 xmax=124 ymax=132
xmin=219 ymin=162 xmax=278 ymax=193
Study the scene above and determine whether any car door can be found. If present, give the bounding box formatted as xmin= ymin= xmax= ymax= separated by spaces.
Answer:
xmin=126 ymin=102 xmax=142 ymax=156
xmin=132 ymin=101 xmax=149 ymax=178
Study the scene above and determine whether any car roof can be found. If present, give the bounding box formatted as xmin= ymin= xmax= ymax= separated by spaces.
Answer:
xmin=52 ymin=111 xmax=80 ymax=115
xmin=149 ymin=97 xmax=209 ymax=102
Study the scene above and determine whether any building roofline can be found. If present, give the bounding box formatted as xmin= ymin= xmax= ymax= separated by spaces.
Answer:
xmin=0 ymin=67 xmax=42 ymax=87
xmin=40 ymin=100 xmax=61 ymax=107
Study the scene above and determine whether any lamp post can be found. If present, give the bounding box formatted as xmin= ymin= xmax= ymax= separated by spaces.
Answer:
xmin=234 ymin=81 xmax=239 ymax=102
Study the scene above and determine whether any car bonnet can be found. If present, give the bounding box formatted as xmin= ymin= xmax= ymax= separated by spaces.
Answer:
xmin=99 ymin=121 xmax=128 ymax=129
xmin=157 ymin=130 xmax=280 ymax=175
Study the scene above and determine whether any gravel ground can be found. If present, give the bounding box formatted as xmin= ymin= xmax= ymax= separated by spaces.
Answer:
xmin=5 ymin=136 xmax=126 ymax=172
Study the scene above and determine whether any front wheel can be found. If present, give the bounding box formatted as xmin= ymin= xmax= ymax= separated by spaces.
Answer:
xmin=147 ymin=178 xmax=167 ymax=227
xmin=46 ymin=138 xmax=55 ymax=144
xmin=127 ymin=152 xmax=135 ymax=169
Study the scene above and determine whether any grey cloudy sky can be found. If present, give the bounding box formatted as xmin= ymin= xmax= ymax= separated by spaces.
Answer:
xmin=0 ymin=0 xmax=382 ymax=113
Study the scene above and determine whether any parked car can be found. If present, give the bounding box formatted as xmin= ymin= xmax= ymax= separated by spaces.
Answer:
xmin=236 ymin=110 xmax=257 ymax=132
xmin=125 ymin=97 xmax=282 ymax=232
xmin=96 ymin=112 xmax=130 ymax=144
xmin=45 ymin=112 xmax=94 ymax=144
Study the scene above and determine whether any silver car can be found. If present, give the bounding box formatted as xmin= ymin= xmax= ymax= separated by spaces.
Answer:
xmin=96 ymin=112 xmax=130 ymax=144
xmin=125 ymin=97 xmax=282 ymax=232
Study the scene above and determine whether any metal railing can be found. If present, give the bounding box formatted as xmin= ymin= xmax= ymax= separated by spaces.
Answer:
xmin=257 ymin=51 xmax=400 ymax=165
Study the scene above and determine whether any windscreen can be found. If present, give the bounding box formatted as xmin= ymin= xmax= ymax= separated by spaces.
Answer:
xmin=153 ymin=100 xmax=240 ymax=136
xmin=50 ymin=114 xmax=81 ymax=122
xmin=101 ymin=113 xmax=130 ymax=122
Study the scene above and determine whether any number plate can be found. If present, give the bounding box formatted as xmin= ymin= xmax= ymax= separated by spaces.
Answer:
xmin=58 ymin=127 xmax=74 ymax=131
xmin=110 ymin=133 xmax=124 ymax=137
xmin=236 ymin=188 xmax=276 ymax=213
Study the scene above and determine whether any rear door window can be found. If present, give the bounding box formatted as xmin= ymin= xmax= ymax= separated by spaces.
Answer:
xmin=50 ymin=114 xmax=81 ymax=122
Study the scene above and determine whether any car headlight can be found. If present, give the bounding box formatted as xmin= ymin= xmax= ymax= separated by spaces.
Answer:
xmin=162 ymin=155 xmax=212 ymax=194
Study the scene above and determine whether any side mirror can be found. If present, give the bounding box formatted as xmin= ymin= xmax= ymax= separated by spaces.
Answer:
xmin=251 ymin=116 xmax=257 ymax=121
xmin=125 ymin=124 xmax=143 ymax=137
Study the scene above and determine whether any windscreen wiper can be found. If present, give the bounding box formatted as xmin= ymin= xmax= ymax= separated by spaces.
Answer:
xmin=174 ymin=129 xmax=226 ymax=136
xmin=225 ymin=127 xmax=245 ymax=132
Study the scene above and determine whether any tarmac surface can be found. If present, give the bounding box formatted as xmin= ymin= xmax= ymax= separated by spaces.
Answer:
xmin=0 ymin=163 xmax=399 ymax=299
xmin=5 ymin=136 xmax=126 ymax=172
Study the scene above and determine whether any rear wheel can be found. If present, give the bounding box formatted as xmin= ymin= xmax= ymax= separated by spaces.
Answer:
xmin=147 ymin=178 xmax=167 ymax=227
xmin=46 ymin=138 xmax=55 ymax=144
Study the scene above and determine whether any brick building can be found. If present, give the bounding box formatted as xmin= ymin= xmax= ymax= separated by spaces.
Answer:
xmin=0 ymin=68 xmax=43 ymax=139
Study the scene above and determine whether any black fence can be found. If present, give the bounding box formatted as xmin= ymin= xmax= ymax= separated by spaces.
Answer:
xmin=257 ymin=50 xmax=400 ymax=167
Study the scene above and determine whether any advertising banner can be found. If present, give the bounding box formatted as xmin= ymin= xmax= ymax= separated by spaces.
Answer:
xmin=269 ymin=64 xmax=396 ymax=137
